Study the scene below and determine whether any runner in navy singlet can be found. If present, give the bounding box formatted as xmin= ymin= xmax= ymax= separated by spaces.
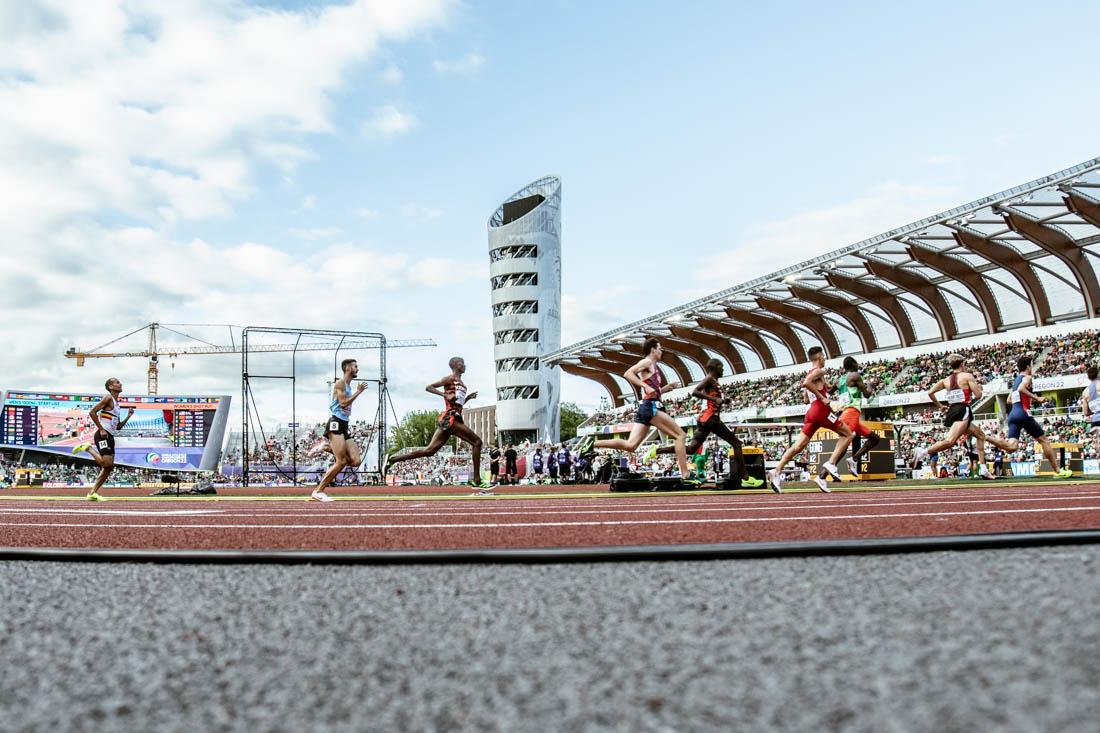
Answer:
xmin=1001 ymin=355 xmax=1072 ymax=478
xmin=575 ymin=338 xmax=695 ymax=483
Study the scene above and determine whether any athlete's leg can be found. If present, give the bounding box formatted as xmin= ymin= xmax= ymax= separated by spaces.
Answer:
xmin=387 ymin=429 xmax=451 ymax=466
xmin=595 ymin=423 xmax=650 ymax=453
xmin=774 ymin=432 xmax=812 ymax=474
xmin=924 ymin=420 xmax=972 ymax=456
xmin=822 ymin=422 xmax=854 ymax=478
xmin=317 ymin=434 xmax=351 ymax=491
xmin=92 ymin=454 xmax=114 ymax=493
xmin=851 ymin=426 xmax=880 ymax=460
xmin=1035 ymin=435 xmax=1064 ymax=471
xmin=649 ymin=411 xmax=690 ymax=478
xmin=656 ymin=425 xmax=708 ymax=456
xmin=450 ymin=422 xmax=484 ymax=480
xmin=706 ymin=421 xmax=748 ymax=479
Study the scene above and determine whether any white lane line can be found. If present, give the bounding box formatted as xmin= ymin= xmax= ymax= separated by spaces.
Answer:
xmin=147 ymin=493 xmax=1100 ymax=519
xmin=1 ymin=504 xmax=1099 ymax=530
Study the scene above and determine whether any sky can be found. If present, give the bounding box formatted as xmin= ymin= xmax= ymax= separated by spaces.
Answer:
xmin=2 ymin=0 xmax=1100 ymax=430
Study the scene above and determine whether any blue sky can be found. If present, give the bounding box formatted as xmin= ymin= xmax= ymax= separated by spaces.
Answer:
xmin=2 ymin=0 xmax=1099 ymax=423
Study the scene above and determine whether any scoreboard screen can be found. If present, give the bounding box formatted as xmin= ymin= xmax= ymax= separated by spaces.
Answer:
xmin=1 ymin=390 xmax=231 ymax=471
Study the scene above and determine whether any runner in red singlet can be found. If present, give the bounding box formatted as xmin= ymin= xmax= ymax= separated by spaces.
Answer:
xmin=766 ymin=346 xmax=854 ymax=493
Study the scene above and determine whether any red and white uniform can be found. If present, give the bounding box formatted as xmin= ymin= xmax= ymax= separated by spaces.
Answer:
xmin=800 ymin=367 xmax=840 ymax=437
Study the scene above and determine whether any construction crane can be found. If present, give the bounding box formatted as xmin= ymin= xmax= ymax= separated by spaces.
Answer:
xmin=65 ymin=322 xmax=436 ymax=394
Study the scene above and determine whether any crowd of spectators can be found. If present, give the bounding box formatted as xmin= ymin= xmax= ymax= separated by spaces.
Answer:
xmin=220 ymin=421 xmax=377 ymax=468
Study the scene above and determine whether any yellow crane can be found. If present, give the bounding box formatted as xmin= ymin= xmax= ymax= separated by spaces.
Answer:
xmin=65 ymin=322 xmax=435 ymax=394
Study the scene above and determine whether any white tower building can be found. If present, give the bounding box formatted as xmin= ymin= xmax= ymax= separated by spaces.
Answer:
xmin=487 ymin=176 xmax=562 ymax=444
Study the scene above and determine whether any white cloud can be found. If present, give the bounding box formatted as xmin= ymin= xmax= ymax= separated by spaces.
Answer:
xmin=400 ymin=202 xmax=443 ymax=219
xmin=355 ymin=207 xmax=381 ymax=220
xmin=362 ymin=104 xmax=419 ymax=137
xmin=0 ymin=0 xmax=459 ymax=423
xmin=379 ymin=63 xmax=403 ymax=85
xmin=694 ymin=182 xmax=959 ymax=290
xmin=297 ymin=194 xmax=318 ymax=211
xmin=289 ymin=226 xmax=344 ymax=241
xmin=432 ymin=52 xmax=486 ymax=74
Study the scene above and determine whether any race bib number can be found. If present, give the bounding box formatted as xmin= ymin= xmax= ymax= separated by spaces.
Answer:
xmin=97 ymin=440 xmax=109 ymax=450
xmin=943 ymin=389 xmax=965 ymax=404
xmin=1008 ymin=390 xmax=1020 ymax=405
xmin=1089 ymin=398 xmax=1100 ymax=414
xmin=329 ymin=420 xmax=340 ymax=432
xmin=653 ymin=401 xmax=663 ymax=411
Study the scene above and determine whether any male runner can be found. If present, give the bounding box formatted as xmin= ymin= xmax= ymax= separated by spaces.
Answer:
xmin=767 ymin=346 xmax=855 ymax=493
xmin=385 ymin=357 xmax=495 ymax=494
xmin=1000 ymin=355 xmax=1073 ymax=478
xmin=72 ymin=377 xmax=134 ymax=501
xmin=646 ymin=358 xmax=763 ymax=487
xmin=557 ymin=444 xmax=571 ymax=483
xmin=1079 ymin=365 xmax=1100 ymax=453
xmin=547 ymin=450 xmax=559 ymax=483
xmin=575 ymin=338 xmax=695 ymax=483
xmin=833 ymin=356 xmax=882 ymax=477
xmin=313 ymin=359 xmax=367 ymax=502
xmin=910 ymin=353 xmax=1008 ymax=478
xmin=504 ymin=443 xmax=518 ymax=485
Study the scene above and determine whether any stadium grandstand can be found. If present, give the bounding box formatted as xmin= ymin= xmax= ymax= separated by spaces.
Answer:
xmin=546 ymin=156 xmax=1100 ymax=474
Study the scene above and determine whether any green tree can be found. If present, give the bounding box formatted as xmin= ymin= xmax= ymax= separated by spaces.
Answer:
xmin=559 ymin=402 xmax=589 ymax=441
xmin=390 ymin=410 xmax=440 ymax=455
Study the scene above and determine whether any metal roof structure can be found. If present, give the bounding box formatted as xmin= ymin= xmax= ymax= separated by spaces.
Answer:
xmin=544 ymin=156 xmax=1100 ymax=405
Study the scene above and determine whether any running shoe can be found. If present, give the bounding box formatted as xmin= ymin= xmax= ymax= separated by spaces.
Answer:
xmin=822 ymin=461 xmax=842 ymax=482
xmin=1056 ymin=467 xmax=1074 ymax=479
xmin=846 ymin=457 xmax=858 ymax=476
xmin=766 ymin=469 xmax=783 ymax=493
xmin=85 ymin=491 xmax=100 ymax=501
xmin=741 ymin=475 xmax=764 ymax=488
xmin=910 ymin=446 xmax=929 ymax=469
xmin=681 ymin=477 xmax=703 ymax=489
xmin=72 ymin=443 xmax=92 ymax=455
xmin=979 ymin=465 xmax=997 ymax=480
xmin=310 ymin=489 xmax=334 ymax=503
xmin=576 ymin=434 xmax=596 ymax=456
xmin=642 ymin=445 xmax=658 ymax=463
xmin=813 ymin=476 xmax=831 ymax=493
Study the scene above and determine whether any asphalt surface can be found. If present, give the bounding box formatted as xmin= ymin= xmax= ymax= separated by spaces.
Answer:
xmin=2 ymin=547 xmax=1098 ymax=732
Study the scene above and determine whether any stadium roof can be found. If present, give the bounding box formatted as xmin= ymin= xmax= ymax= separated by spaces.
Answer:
xmin=544 ymin=156 xmax=1100 ymax=403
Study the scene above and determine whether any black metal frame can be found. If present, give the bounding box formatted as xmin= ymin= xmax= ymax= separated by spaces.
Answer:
xmin=241 ymin=327 xmax=387 ymax=488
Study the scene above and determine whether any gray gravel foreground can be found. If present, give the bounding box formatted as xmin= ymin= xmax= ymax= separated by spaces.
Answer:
xmin=1 ymin=548 xmax=1098 ymax=733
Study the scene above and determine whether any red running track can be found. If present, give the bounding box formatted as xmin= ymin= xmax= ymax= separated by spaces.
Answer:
xmin=2 ymin=482 xmax=1100 ymax=552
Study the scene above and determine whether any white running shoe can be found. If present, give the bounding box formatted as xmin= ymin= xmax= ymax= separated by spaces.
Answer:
xmin=813 ymin=476 xmax=831 ymax=493
xmin=846 ymin=457 xmax=858 ymax=476
xmin=310 ymin=489 xmax=334 ymax=503
xmin=822 ymin=461 xmax=841 ymax=481
xmin=766 ymin=469 xmax=783 ymax=493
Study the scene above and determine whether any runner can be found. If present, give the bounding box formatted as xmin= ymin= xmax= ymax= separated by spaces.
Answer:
xmin=489 ymin=443 xmax=502 ymax=484
xmin=766 ymin=347 xmax=854 ymax=493
xmin=547 ymin=449 xmax=559 ymax=483
xmin=646 ymin=358 xmax=763 ymax=487
xmin=575 ymin=338 xmax=695 ymax=483
xmin=1000 ymin=355 xmax=1073 ymax=478
xmin=385 ymin=357 xmax=495 ymax=494
xmin=72 ymin=377 xmax=135 ymax=501
xmin=557 ymin=444 xmax=572 ymax=483
xmin=910 ymin=353 xmax=1008 ymax=478
xmin=833 ymin=356 xmax=882 ymax=477
xmin=1079 ymin=365 xmax=1100 ymax=454
xmin=313 ymin=359 xmax=368 ymax=502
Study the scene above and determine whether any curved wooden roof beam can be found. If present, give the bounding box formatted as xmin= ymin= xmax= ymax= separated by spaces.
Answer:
xmin=906 ymin=245 xmax=1002 ymax=333
xmin=1003 ymin=210 xmax=1099 ymax=316
xmin=863 ymin=259 xmax=959 ymax=340
xmin=824 ymin=272 xmax=916 ymax=347
xmin=788 ymin=284 xmax=878 ymax=352
xmin=754 ymin=297 xmax=840 ymax=358
xmin=951 ymin=229 xmax=1051 ymax=327
xmin=727 ymin=309 xmax=807 ymax=362
xmin=559 ymin=362 xmax=628 ymax=407
xmin=691 ymin=318 xmax=776 ymax=369
xmin=667 ymin=325 xmax=747 ymax=374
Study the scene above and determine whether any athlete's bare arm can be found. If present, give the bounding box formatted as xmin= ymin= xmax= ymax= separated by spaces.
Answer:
xmin=852 ymin=373 xmax=874 ymax=398
xmin=962 ymin=372 xmax=983 ymax=400
xmin=466 ymin=389 xmax=478 ymax=403
xmin=425 ymin=375 xmax=453 ymax=399
xmin=334 ymin=378 xmax=367 ymax=409
xmin=690 ymin=375 xmax=716 ymax=402
xmin=801 ymin=367 xmax=828 ymax=403
xmin=927 ymin=378 xmax=947 ymax=409
xmin=623 ymin=358 xmax=655 ymax=393
xmin=1017 ymin=375 xmax=1045 ymax=405
xmin=1081 ymin=387 xmax=1092 ymax=417
xmin=118 ymin=405 xmax=135 ymax=428
xmin=88 ymin=396 xmax=110 ymax=432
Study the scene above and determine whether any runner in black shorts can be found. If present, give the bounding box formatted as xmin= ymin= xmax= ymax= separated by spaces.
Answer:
xmin=504 ymin=443 xmax=518 ymax=485
xmin=314 ymin=359 xmax=368 ymax=501
xmin=575 ymin=338 xmax=695 ymax=483
xmin=385 ymin=357 xmax=495 ymax=493
xmin=489 ymin=444 xmax=502 ymax=482
xmin=647 ymin=359 xmax=762 ymax=487
xmin=72 ymin=377 xmax=134 ymax=501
